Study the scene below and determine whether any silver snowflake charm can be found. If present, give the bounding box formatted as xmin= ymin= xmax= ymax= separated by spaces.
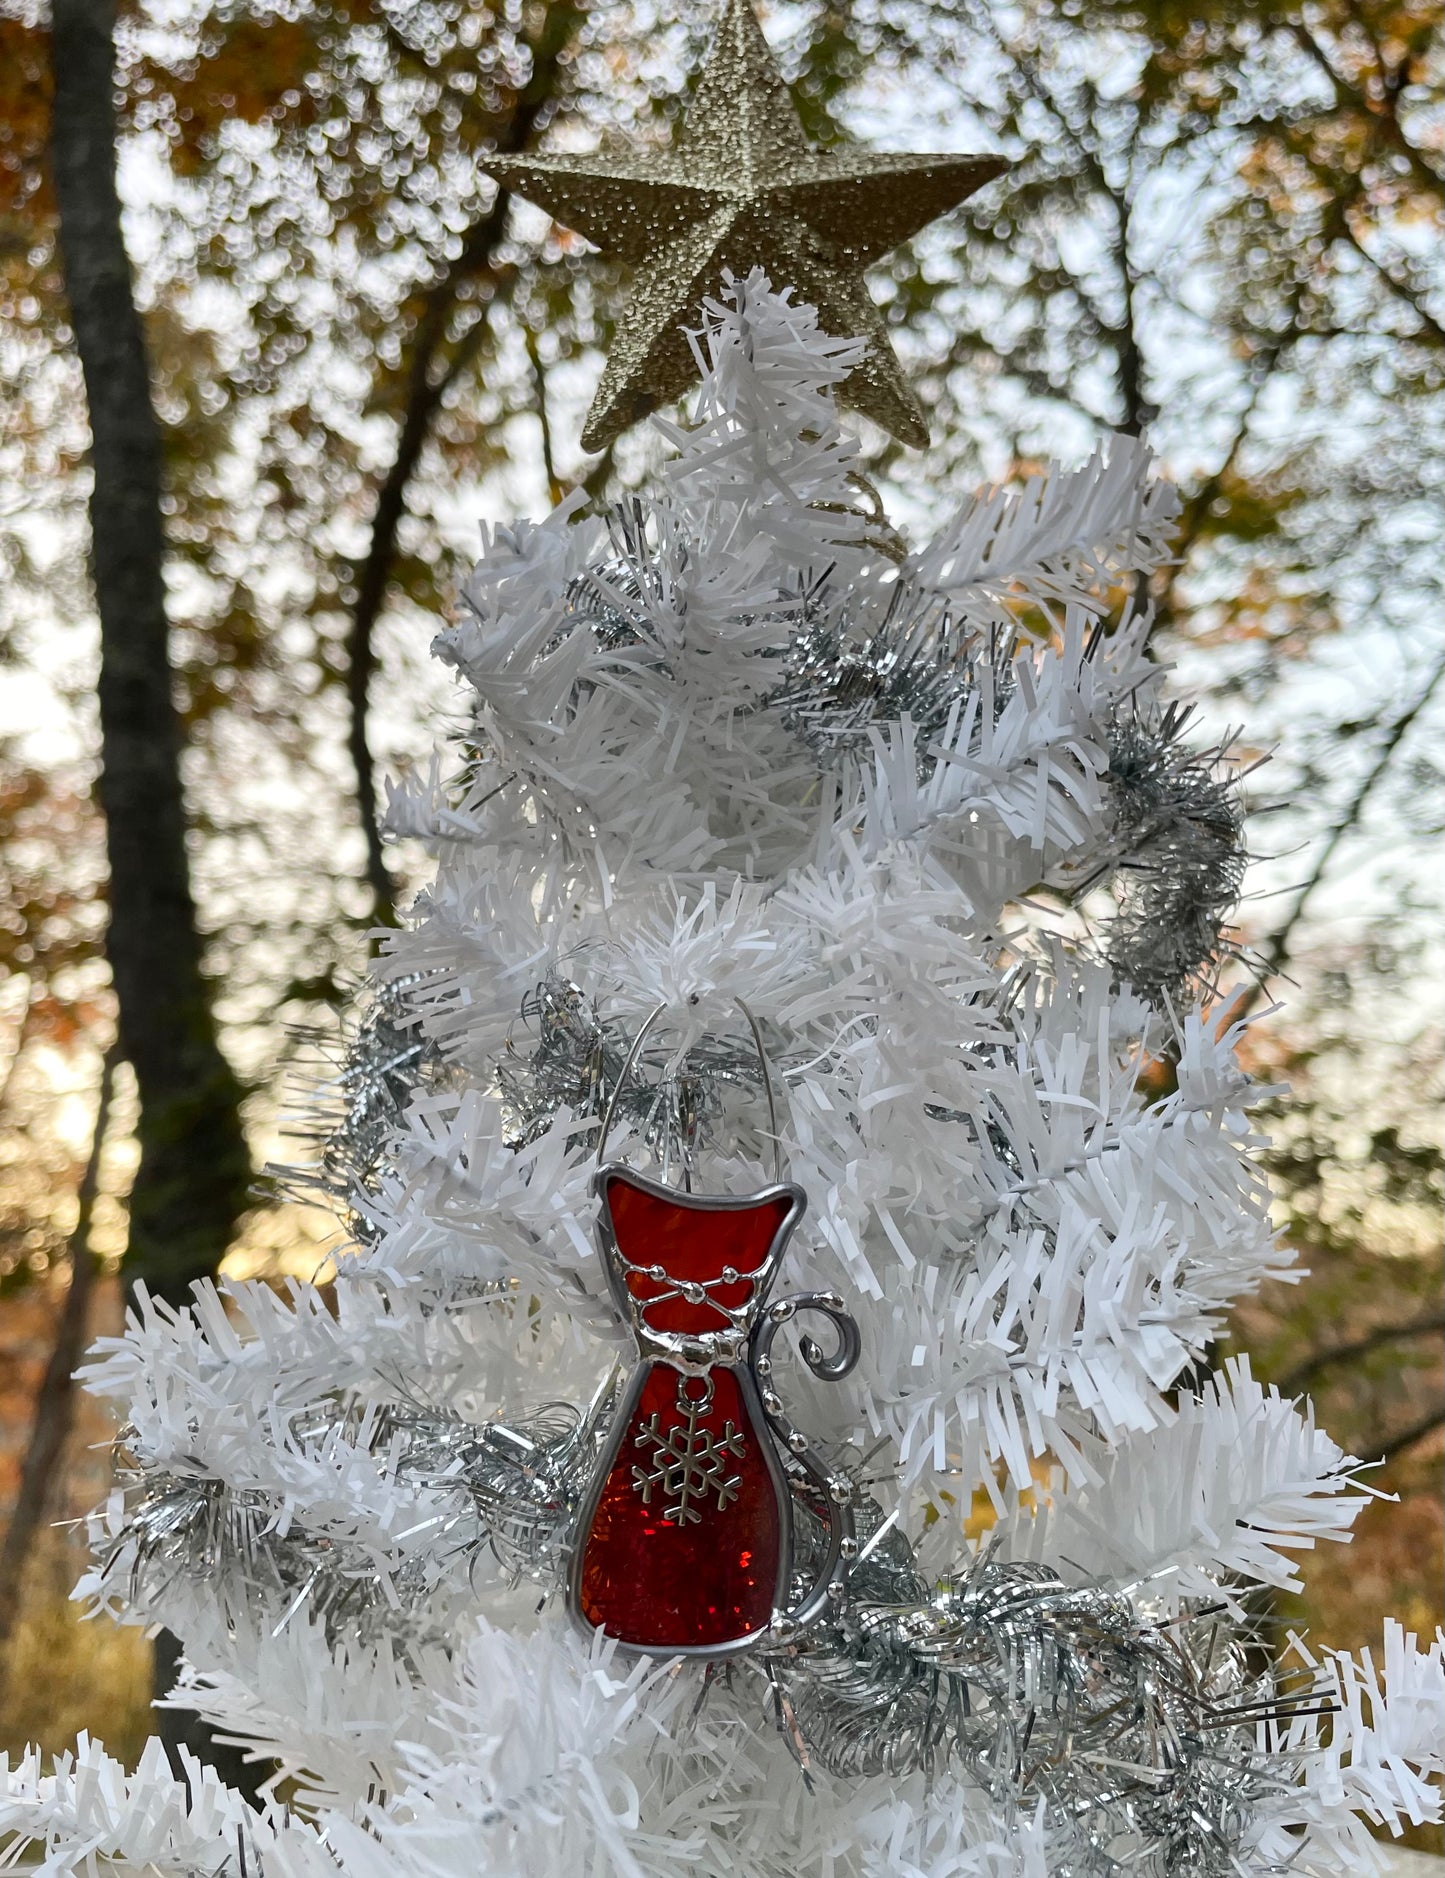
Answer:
xmin=631 ymin=1373 xmax=745 ymax=1526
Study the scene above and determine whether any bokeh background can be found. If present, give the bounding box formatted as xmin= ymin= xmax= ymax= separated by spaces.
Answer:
xmin=1 ymin=0 xmax=1441 ymax=1851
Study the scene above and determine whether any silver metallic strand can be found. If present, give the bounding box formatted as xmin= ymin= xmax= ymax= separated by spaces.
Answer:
xmin=96 ymin=1397 xmax=613 ymax=1653
xmin=272 ymin=972 xmax=453 ymax=1238
xmin=498 ymin=975 xmax=769 ymax=1161
xmin=423 ymin=1389 xmax=618 ymax=1581
xmin=1100 ymin=703 xmax=1246 ymax=1008
xmin=771 ymin=579 xmax=1010 ymax=763
xmin=772 ymin=580 xmax=1244 ymax=1008
xmin=565 ymin=500 xmax=684 ymax=655
xmin=97 ymin=1369 xmax=1318 ymax=1878
xmin=769 ymin=1563 xmax=1278 ymax=1874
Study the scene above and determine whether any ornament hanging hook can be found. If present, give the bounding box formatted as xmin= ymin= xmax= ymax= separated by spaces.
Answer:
xmin=736 ymin=997 xmax=784 ymax=1189
xmin=594 ymin=998 xmax=785 ymax=1187
xmin=595 ymin=1000 xmax=667 ymax=1165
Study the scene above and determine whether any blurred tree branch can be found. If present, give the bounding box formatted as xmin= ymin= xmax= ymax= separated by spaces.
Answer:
xmin=1274 ymin=1306 xmax=1445 ymax=1395
xmin=527 ymin=327 xmax=564 ymax=508
xmin=0 ymin=988 xmax=35 ymax=1122
xmin=1236 ymin=649 xmax=1445 ymax=1022
xmin=1378 ymin=1408 xmax=1445 ymax=1463
xmin=1286 ymin=15 xmax=1445 ymax=199
xmin=344 ymin=2 xmax=587 ymax=924
xmin=0 ymin=1047 xmax=114 ymax=1651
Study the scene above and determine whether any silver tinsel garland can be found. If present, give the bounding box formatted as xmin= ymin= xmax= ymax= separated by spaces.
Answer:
xmin=97 ymin=1392 xmax=616 ymax=1649
xmin=101 ymin=1389 xmax=1314 ymax=1877
xmin=571 ymin=502 xmax=1246 ymax=1005
xmin=771 ymin=577 xmax=1006 ymax=761
xmin=275 ymin=973 xmax=455 ymax=1242
xmin=1100 ymin=703 xmax=1245 ymax=1008
xmin=567 ymin=499 xmax=684 ymax=654
xmin=498 ymin=975 xmax=768 ymax=1160
xmin=771 ymin=1521 xmax=1284 ymax=1876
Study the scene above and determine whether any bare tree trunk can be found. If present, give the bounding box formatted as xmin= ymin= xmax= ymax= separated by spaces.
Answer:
xmin=49 ymin=0 xmax=251 ymax=1308
xmin=48 ymin=0 xmax=259 ymax=1793
xmin=0 ymin=1049 xmax=115 ymax=1649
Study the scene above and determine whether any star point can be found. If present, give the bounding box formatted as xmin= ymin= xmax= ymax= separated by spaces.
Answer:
xmin=483 ymin=0 xmax=1007 ymax=451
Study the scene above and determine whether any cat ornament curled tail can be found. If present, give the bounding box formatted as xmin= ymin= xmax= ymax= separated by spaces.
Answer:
xmin=567 ymin=1005 xmax=860 ymax=1658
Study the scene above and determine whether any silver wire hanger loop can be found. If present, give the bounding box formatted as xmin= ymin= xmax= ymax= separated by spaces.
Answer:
xmin=594 ymin=998 xmax=785 ymax=1187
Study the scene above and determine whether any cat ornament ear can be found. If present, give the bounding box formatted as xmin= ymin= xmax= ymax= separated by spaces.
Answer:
xmin=568 ymin=1004 xmax=859 ymax=1657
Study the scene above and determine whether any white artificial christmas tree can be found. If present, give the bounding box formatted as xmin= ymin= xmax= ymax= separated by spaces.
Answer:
xmin=5 ymin=9 xmax=1441 ymax=1875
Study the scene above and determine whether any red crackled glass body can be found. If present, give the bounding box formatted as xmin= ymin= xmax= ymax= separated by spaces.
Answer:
xmin=575 ymin=1173 xmax=799 ymax=1652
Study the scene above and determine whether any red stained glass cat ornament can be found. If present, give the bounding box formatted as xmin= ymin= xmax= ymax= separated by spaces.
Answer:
xmin=567 ymin=1020 xmax=860 ymax=1658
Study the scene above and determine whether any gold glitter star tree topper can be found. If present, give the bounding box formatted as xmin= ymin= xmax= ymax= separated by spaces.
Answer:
xmin=483 ymin=0 xmax=1007 ymax=452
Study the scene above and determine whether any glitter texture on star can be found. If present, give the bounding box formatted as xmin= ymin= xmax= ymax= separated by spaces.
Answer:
xmin=482 ymin=0 xmax=1007 ymax=451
